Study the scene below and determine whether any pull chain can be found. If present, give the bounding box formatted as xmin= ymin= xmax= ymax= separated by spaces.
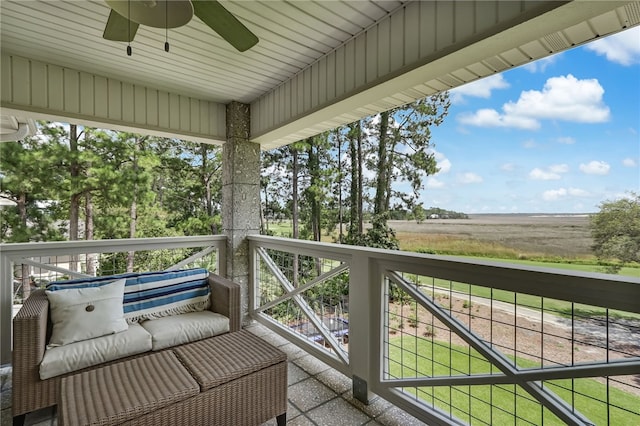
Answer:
xmin=126 ymin=0 xmax=132 ymax=56
xmin=164 ymin=0 xmax=170 ymax=52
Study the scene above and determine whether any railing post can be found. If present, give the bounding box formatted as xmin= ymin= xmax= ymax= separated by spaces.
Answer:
xmin=349 ymin=252 xmax=378 ymax=404
xmin=1 ymin=253 xmax=14 ymax=365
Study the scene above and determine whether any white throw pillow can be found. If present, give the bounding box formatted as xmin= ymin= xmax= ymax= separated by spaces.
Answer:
xmin=46 ymin=278 xmax=128 ymax=347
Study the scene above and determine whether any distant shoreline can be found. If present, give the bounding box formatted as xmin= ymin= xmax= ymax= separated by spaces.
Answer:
xmin=468 ymin=213 xmax=593 ymax=217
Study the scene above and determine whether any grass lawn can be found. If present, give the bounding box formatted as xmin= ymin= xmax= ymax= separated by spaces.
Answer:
xmin=388 ymin=336 xmax=640 ymax=425
xmin=264 ymin=220 xmax=294 ymax=238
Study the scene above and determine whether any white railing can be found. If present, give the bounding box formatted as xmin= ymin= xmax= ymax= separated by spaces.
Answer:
xmin=249 ymin=235 xmax=640 ymax=426
xmin=0 ymin=235 xmax=226 ymax=364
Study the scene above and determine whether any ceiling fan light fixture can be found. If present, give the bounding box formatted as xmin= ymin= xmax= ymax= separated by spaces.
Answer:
xmin=106 ymin=0 xmax=193 ymax=28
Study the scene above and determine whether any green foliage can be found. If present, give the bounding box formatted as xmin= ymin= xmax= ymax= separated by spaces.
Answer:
xmin=412 ymin=205 xmax=426 ymax=224
xmin=364 ymin=213 xmax=400 ymax=250
xmin=304 ymin=271 xmax=349 ymax=313
xmin=423 ymin=207 xmax=468 ymax=219
xmin=1 ymin=122 xmax=224 ymax=277
xmin=390 ymin=206 xmax=468 ymax=221
xmin=590 ymin=193 xmax=640 ymax=273
xmin=369 ymin=93 xmax=451 ymax=218
xmin=0 ymin=136 xmax=64 ymax=242
xmin=260 ymin=93 xmax=452 ymax=252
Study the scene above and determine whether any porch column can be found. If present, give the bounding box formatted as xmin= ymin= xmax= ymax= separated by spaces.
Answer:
xmin=222 ymin=101 xmax=260 ymax=324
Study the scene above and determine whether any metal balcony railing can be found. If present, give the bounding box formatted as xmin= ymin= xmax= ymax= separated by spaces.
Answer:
xmin=2 ymin=234 xmax=639 ymax=425
xmin=0 ymin=236 xmax=226 ymax=364
xmin=249 ymin=235 xmax=640 ymax=426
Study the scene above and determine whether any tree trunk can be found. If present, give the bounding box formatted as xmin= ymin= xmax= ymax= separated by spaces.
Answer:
xmin=356 ymin=120 xmax=364 ymax=233
xmin=85 ymin=191 xmax=96 ymax=275
xmin=69 ymin=124 xmax=80 ymax=272
xmin=17 ymin=193 xmax=31 ymax=299
xmin=307 ymin=141 xmax=322 ymax=275
xmin=262 ymin=184 xmax=268 ymax=233
xmin=336 ymin=129 xmax=343 ymax=243
xmin=201 ymin=145 xmax=213 ymax=217
xmin=374 ymin=112 xmax=389 ymax=218
xmin=127 ymin=196 xmax=137 ymax=272
xmin=308 ymin=142 xmax=321 ymax=242
xmin=292 ymin=148 xmax=299 ymax=285
xmin=348 ymin=124 xmax=359 ymax=238
xmin=385 ymin=142 xmax=395 ymax=213
xmin=127 ymin=137 xmax=140 ymax=273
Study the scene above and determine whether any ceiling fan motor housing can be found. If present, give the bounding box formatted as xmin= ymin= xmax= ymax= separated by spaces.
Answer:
xmin=106 ymin=0 xmax=193 ymax=28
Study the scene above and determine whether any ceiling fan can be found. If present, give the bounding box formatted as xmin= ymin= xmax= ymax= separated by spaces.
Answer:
xmin=102 ymin=0 xmax=258 ymax=53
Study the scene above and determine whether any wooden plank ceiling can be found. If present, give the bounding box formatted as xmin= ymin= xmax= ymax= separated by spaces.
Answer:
xmin=0 ymin=0 xmax=404 ymax=104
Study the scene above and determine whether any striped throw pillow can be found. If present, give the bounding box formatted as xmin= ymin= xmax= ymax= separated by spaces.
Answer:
xmin=46 ymin=268 xmax=211 ymax=323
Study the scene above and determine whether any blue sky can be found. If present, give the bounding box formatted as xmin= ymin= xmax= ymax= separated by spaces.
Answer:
xmin=417 ymin=26 xmax=640 ymax=214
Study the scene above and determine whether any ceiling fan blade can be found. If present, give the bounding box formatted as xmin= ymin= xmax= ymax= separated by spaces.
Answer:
xmin=192 ymin=0 xmax=258 ymax=52
xmin=103 ymin=9 xmax=139 ymax=42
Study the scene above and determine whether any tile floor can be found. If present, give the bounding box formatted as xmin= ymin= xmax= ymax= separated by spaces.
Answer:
xmin=1 ymin=323 xmax=428 ymax=426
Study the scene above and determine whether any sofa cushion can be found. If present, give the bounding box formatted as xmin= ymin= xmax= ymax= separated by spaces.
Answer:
xmin=45 ymin=278 xmax=128 ymax=347
xmin=46 ymin=268 xmax=211 ymax=324
xmin=140 ymin=311 xmax=230 ymax=351
xmin=40 ymin=323 xmax=152 ymax=379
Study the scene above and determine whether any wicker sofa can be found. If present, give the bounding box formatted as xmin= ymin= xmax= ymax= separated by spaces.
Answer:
xmin=12 ymin=271 xmax=242 ymax=422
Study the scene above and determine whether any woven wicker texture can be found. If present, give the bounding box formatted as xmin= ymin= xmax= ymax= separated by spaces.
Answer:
xmin=209 ymin=274 xmax=241 ymax=332
xmin=118 ymin=361 xmax=288 ymax=426
xmin=12 ymin=276 xmax=240 ymax=417
xmin=59 ymin=351 xmax=199 ymax=426
xmin=12 ymin=289 xmax=55 ymax=416
xmin=173 ymin=329 xmax=287 ymax=391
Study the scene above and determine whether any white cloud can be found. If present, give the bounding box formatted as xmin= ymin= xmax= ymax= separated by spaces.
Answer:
xmin=529 ymin=164 xmax=569 ymax=180
xmin=623 ymin=158 xmax=638 ymax=167
xmin=501 ymin=163 xmax=516 ymax=172
xmin=451 ymin=74 xmax=509 ymax=103
xmin=568 ymin=188 xmax=591 ymax=197
xmin=556 ymin=137 xmax=575 ymax=144
xmin=503 ymin=75 xmax=610 ymax=122
xmin=457 ymin=74 xmax=610 ymax=130
xmin=542 ymin=187 xmax=591 ymax=201
xmin=522 ymin=53 xmax=560 ymax=73
xmin=523 ymin=139 xmax=538 ymax=149
xmin=531 ymin=168 xmax=560 ymax=180
xmin=458 ymin=108 xmax=539 ymax=130
xmin=543 ymin=189 xmax=567 ymax=201
xmin=431 ymin=150 xmax=452 ymax=174
xmin=457 ymin=172 xmax=483 ymax=184
xmin=549 ymin=164 xmax=569 ymax=174
xmin=437 ymin=157 xmax=452 ymax=174
xmin=579 ymin=160 xmax=610 ymax=175
xmin=585 ymin=27 xmax=640 ymax=66
xmin=425 ymin=177 xmax=446 ymax=189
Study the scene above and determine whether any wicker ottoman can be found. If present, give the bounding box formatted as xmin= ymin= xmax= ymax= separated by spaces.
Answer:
xmin=172 ymin=330 xmax=288 ymax=426
xmin=59 ymin=351 xmax=200 ymax=426
xmin=59 ymin=330 xmax=287 ymax=426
